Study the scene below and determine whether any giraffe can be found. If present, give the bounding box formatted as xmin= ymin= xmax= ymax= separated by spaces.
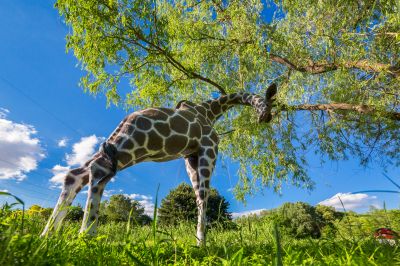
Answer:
xmin=41 ymin=84 xmax=277 ymax=245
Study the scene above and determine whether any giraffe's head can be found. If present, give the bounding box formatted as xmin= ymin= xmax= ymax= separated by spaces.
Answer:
xmin=257 ymin=83 xmax=277 ymax=123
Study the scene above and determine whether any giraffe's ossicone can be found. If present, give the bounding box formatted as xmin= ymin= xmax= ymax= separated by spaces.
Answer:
xmin=41 ymin=84 xmax=277 ymax=246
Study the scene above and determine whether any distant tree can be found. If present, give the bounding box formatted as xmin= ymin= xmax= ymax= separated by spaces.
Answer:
xmin=158 ymin=183 xmax=231 ymax=226
xmin=101 ymin=194 xmax=150 ymax=225
xmin=66 ymin=205 xmax=84 ymax=221
xmin=315 ymin=204 xmax=343 ymax=225
xmin=315 ymin=204 xmax=344 ymax=237
xmin=140 ymin=214 xmax=153 ymax=226
xmin=268 ymin=202 xmax=322 ymax=238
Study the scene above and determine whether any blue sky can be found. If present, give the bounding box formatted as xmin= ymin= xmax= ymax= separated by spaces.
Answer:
xmin=0 ymin=0 xmax=399 ymax=217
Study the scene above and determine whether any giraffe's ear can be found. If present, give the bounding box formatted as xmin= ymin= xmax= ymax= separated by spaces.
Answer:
xmin=265 ymin=83 xmax=277 ymax=101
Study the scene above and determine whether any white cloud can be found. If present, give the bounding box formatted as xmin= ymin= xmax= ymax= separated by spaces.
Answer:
xmin=49 ymin=165 xmax=71 ymax=186
xmin=231 ymin=209 xmax=267 ymax=219
xmin=66 ymin=135 xmax=104 ymax=166
xmin=0 ymin=108 xmax=10 ymax=118
xmin=81 ymin=188 xmax=121 ymax=197
xmin=0 ymin=110 xmax=45 ymax=181
xmin=318 ymin=192 xmax=380 ymax=211
xmin=0 ymin=189 xmax=9 ymax=193
xmin=57 ymin=138 xmax=68 ymax=147
xmin=126 ymin=193 xmax=155 ymax=216
xmin=49 ymin=135 xmax=104 ymax=186
xmin=99 ymin=189 xmax=116 ymax=198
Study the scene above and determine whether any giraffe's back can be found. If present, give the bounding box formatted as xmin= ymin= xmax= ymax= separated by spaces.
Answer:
xmin=110 ymin=107 xmax=204 ymax=170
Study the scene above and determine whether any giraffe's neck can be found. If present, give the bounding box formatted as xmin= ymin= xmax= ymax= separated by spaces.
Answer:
xmin=197 ymin=92 xmax=266 ymax=124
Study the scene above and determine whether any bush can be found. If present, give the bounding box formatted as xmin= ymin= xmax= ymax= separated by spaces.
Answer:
xmin=100 ymin=194 xmax=151 ymax=225
xmin=265 ymin=202 xmax=343 ymax=239
xmin=158 ymin=183 xmax=232 ymax=227
xmin=65 ymin=205 xmax=84 ymax=221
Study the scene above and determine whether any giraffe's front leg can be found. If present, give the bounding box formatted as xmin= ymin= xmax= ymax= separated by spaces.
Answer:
xmin=80 ymin=161 xmax=114 ymax=235
xmin=186 ymin=144 xmax=217 ymax=246
xmin=41 ymin=167 xmax=88 ymax=237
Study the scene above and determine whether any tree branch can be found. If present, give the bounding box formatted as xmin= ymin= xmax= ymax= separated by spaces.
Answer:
xmin=269 ymin=54 xmax=400 ymax=77
xmin=278 ymin=103 xmax=400 ymax=121
xmin=125 ymin=27 xmax=227 ymax=95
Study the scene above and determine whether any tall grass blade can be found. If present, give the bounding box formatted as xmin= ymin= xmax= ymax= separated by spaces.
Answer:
xmin=273 ymin=222 xmax=283 ymax=266
xmin=127 ymin=208 xmax=132 ymax=233
xmin=0 ymin=191 xmax=25 ymax=231
xmin=153 ymin=184 xmax=160 ymax=243
xmin=124 ymin=247 xmax=147 ymax=266
xmin=0 ymin=191 xmax=24 ymax=206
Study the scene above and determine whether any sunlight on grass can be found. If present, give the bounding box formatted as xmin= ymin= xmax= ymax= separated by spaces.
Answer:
xmin=0 ymin=212 xmax=399 ymax=265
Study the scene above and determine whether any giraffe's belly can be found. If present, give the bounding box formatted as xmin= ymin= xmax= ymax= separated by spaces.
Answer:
xmin=115 ymin=132 xmax=200 ymax=169
xmin=145 ymin=154 xmax=180 ymax=162
xmin=143 ymin=144 xmax=199 ymax=163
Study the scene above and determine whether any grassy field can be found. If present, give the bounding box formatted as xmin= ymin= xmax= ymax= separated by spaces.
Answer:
xmin=1 ymin=211 xmax=399 ymax=266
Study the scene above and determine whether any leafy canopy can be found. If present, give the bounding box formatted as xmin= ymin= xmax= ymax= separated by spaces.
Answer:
xmin=56 ymin=0 xmax=399 ymax=200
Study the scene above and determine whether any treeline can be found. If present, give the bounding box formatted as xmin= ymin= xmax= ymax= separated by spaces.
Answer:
xmin=2 ymin=183 xmax=398 ymax=240
xmin=237 ymin=203 xmax=400 ymax=240
xmin=1 ymin=183 xmax=231 ymax=227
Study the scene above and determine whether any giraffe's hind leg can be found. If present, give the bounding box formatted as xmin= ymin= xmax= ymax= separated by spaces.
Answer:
xmin=185 ymin=146 xmax=217 ymax=246
xmin=41 ymin=167 xmax=89 ymax=236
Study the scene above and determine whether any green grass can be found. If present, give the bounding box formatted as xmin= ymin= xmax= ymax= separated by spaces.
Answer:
xmin=1 ymin=214 xmax=399 ymax=265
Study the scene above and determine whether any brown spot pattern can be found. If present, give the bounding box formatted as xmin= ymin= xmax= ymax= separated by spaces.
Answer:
xmin=200 ymin=169 xmax=210 ymax=177
xmin=189 ymin=123 xmax=201 ymax=139
xmin=154 ymin=122 xmax=171 ymax=137
xmin=93 ymin=169 xmax=105 ymax=179
xmin=133 ymin=131 xmax=146 ymax=146
xmin=170 ymin=115 xmax=189 ymax=134
xmin=70 ymin=168 xmax=85 ymax=175
xmin=211 ymin=101 xmax=221 ymax=115
xmin=136 ymin=116 xmax=152 ymax=130
xmin=64 ymin=176 xmax=75 ymax=185
xmin=82 ymin=175 xmax=89 ymax=185
xmin=117 ymin=151 xmax=132 ymax=165
xmin=199 ymin=158 xmax=208 ymax=166
xmin=134 ymin=148 xmax=147 ymax=159
xmin=165 ymin=135 xmax=187 ymax=154
xmin=201 ymin=138 xmax=214 ymax=146
xmin=210 ymin=133 xmax=218 ymax=144
xmin=147 ymin=131 xmax=163 ymax=151
xmin=122 ymin=139 xmax=134 ymax=150
xmin=219 ymin=96 xmax=228 ymax=104
xmin=206 ymin=149 xmax=216 ymax=159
